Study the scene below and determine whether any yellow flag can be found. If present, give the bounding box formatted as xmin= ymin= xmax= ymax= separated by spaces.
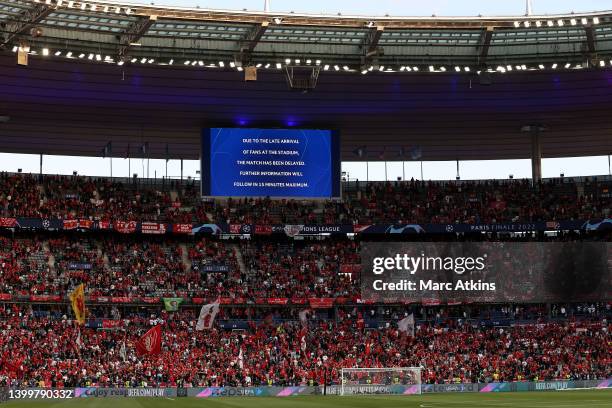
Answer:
xmin=69 ymin=284 xmax=86 ymax=324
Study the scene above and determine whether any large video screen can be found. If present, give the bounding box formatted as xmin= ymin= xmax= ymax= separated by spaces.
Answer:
xmin=201 ymin=128 xmax=341 ymax=198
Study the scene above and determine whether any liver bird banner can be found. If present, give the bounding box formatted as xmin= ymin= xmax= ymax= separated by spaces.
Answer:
xmin=135 ymin=325 xmax=162 ymax=356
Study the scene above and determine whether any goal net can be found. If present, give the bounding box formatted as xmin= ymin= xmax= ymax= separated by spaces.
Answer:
xmin=340 ymin=367 xmax=422 ymax=396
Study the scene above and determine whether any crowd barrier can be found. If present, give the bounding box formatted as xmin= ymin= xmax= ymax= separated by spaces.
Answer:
xmin=1 ymin=379 xmax=610 ymax=401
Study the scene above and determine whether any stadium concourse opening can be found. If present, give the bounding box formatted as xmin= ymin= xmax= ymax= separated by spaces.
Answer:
xmin=0 ymin=0 xmax=611 ymax=407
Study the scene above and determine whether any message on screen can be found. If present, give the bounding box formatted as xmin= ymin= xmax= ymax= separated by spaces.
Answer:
xmin=201 ymin=128 xmax=340 ymax=198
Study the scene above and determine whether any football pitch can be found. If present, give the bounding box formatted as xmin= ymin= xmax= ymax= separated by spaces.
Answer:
xmin=2 ymin=389 xmax=611 ymax=408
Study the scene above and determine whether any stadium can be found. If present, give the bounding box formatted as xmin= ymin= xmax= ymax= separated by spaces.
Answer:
xmin=0 ymin=0 xmax=610 ymax=407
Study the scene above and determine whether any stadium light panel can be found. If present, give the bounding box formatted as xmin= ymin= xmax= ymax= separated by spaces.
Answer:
xmin=90 ymin=4 xmax=97 ymax=11
xmin=148 ymin=59 xmax=154 ymax=64
xmin=361 ymin=69 xmax=368 ymax=74
xmin=306 ymin=59 xmax=312 ymax=64
xmin=405 ymin=66 xmax=412 ymax=72
xmin=130 ymin=57 xmax=137 ymax=63
xmin=439 ymin=66 xmax=446 ymax=72
xmin=521 ymin=64 xmax=527 ymax=70
xmin=114 ymin=6 xmax=120 ymax=13
xmin=117 ymin=60 xmax=124 ymax=66
xmin=570 ymin=19 xmax=577 ymax=26
xmin=276 ymin=62 xmax=282 ymax=69
xmin=125 ymin=8 xmax=132 ymax=14
xmin=169 ymin=59 xmax=174 ymax=65
xmin=66 ymin=51 xmax=73 ymax=58
xmin=78 ymin=53 xmax=85 ymax=59
xmin=538 ymin=64 xmax=545 ymax=69
xmin=57 ymin=0 xmax=63 ymax=6
xmin=334 ymin=65 xmax=340 ymax=71
xmin=557 ymin=20 xmax=564 ymax=26
xmin=323 ymin=64 xmax=329 ymax=70
xmin=454 ymin=66 xmax=460 ymax=72
xmin=413 ymin=66 xmax=419 ymax=71
xmin=552 ymin=63 xmax=558 ymax=69
xmin=315 ymin=60 xmax=321 ymax=65
xmin=54 ymin=51 xmax=61 ymax=56
xmin=11 ymin=46 xmax=17 ymax=53
xmin=464 ymin=67 xmax=470 ymax=72
xmin=564 ymin=63 xmax=571 ymax=68
xmin=95 ymin=54 xmax=101 ymax=61
xmin=141 ymin=58 xmax=147 ymax=64
xmin=600 ymin=60 xmax=605 ymax=67
xmin=295 ymin=59 xmax=301 ymax=64
xmin=593 ymin=17 xmax=600 ymax=24
xmin=191 ymin=61 xmax=197 ymax=66
xmin=379 ymin=65 xmax=385 ymax=71
xmin=547 ymin=20 xmax=554 ymax=27
xmin=506 ymin=65 xmax=512 ymax=71
xmin=80 ymin=3 xmax=86 ymax=10
xmin=273 ymin=17 xmax=282 ymax=24
xmin=103 ymin=6 xmax=109 ymax=13
xmin=237 ymin=66 xmax=243 ymax=71
xmin=198 ymin=60 xmax=204 ymax=66
xmin=343 ymin=66 xmax=349 ymax=71
xmin=535 ymin=21 xmax=542 ymax=27
xmin=88 ymin=53 xmax=94 ymax=60
xmin=524 ymin=21 xmax=530 ymax=28
xmin=400 ymin=66 xmax=406 ymax=71
xmin=513 ymin=21 xmax=520 ymax=28
xmin=184 ymin=61 xmax=190 ymax=65
xmin=429 ymin=65 xmax=434 ymax=72
xmin=230 ymin=62 xmax=236 ymax=68
xmin=581 ymin=18 xmax=588 ymax=25
xmin=218 ymin=61 xmax=225 ymax=67
xmin=67 ymin=1 xmax=74 ymax=7
xmin=264 ymin=63 xmax=270 ymax=68
xmin=256 ymin=63 xmax=262 ymax=68
xmin=285 ymin=58 xmax=291 ymax=64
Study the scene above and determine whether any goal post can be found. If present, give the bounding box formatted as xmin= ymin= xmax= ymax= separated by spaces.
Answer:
xmin=340 ymin=367 xmax=422 ymax=396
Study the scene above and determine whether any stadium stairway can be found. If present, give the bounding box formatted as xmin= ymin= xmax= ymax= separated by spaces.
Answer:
xmin=43 ymin=240 xmax=55 ymax=271
xmin=233 ymin=244 xmax=248 ymax=276
xmin=179 ymin=243 xmax=191 ymax=272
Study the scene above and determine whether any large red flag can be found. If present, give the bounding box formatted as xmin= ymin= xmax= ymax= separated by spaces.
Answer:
xmin=135 ymin=325 xmax=162 ymax=356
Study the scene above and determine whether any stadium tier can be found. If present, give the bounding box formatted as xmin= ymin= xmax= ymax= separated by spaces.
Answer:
xmin=0 ymin=0 xmax=611 ymax=406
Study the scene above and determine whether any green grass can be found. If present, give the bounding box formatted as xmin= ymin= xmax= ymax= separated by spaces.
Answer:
xmin=3 ymin=389 xmax=611 ymax=408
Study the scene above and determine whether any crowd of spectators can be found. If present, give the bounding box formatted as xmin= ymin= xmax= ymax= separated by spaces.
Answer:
xmin=1 ymin=232 xmax=610 ymax=300
xmin=0 ymin=172 xmax=610 ymax=388
xmin=0 ymin=304 xmax=609 ymax=387
xmin=0 ymin=173 xmax=609 ymax=224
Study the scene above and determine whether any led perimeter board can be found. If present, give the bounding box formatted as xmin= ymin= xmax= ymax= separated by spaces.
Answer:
xmin=201 ymin=128 xmax=341 ymax=198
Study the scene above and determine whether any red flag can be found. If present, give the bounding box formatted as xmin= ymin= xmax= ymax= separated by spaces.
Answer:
xmin=135 ymin=325 xmax=162 ymax=356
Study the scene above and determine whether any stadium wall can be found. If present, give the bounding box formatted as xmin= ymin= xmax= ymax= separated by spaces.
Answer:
xmin=1 ymin=380 xmax=611 ymax=401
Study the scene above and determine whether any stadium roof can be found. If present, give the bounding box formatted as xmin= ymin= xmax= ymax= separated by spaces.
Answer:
xmin=2 ymin=1 xmax=612 ymax=67
xmin=0 ymin=1 xmax=611 ymax=161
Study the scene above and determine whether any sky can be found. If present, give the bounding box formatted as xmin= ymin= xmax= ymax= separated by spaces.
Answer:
xmin=126 ymin=0 xmax=612 ymax=16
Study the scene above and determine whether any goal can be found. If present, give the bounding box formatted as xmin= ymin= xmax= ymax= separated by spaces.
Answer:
xmin=340 ymin=367 xmax=422 ymax=396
